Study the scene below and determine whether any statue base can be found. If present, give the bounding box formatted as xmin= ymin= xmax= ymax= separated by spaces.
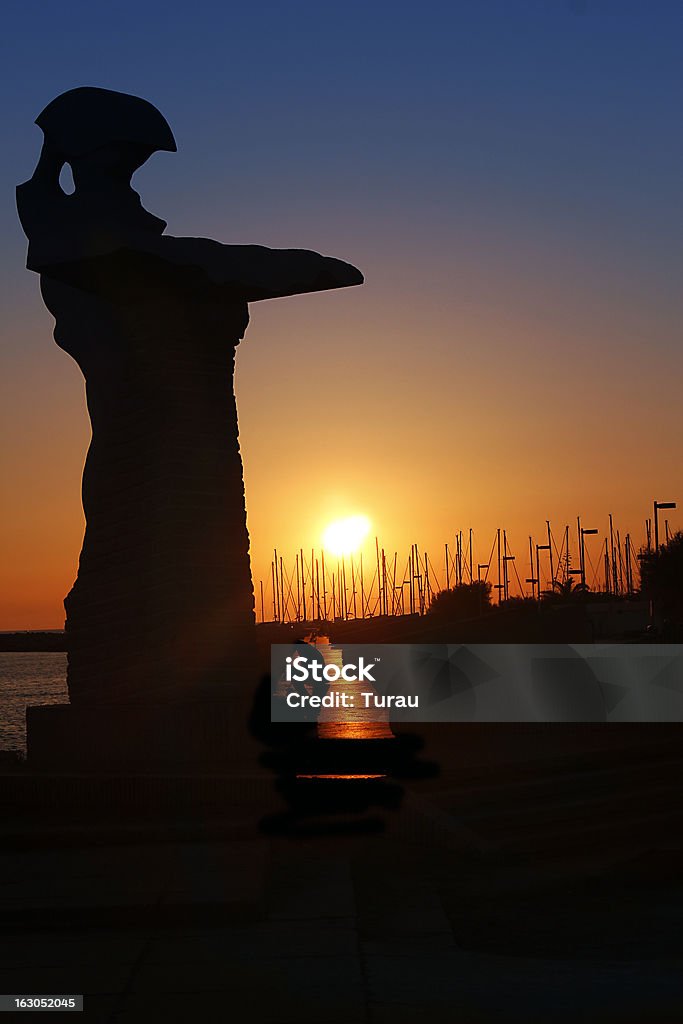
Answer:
xmin=26 ymin=701 xmax=263 ymax=773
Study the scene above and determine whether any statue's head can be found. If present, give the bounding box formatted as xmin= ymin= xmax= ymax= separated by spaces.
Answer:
xmin=36 ymin=86 xmax=176 ymax=184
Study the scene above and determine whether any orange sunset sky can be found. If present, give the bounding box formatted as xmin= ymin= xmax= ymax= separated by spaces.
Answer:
xmin=1 ymin=2 xmax=682 ymax=629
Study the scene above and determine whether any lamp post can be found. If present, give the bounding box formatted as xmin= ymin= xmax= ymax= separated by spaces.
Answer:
xmin=580 ymin=527 xmax=598 ymax=588
xmin=503 ymin=555 xmax=515 ymax=601
xmin=527 ymin=536 xmax=538 ymax=599
xmin=654 ymin=501 xmax=677 ymax=552
xmin=536 ymin=543 xmax=550 ymax=599
xmin=500 ymin=530 xmax=514 ymax=601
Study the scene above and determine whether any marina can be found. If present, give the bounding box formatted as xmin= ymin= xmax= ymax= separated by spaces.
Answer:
xmin=258 ymin=506 xmax=677 ymax=624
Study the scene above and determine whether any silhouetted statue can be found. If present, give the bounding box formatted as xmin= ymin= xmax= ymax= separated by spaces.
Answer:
xmin=17 ymin=87 xmax=363 ymax=707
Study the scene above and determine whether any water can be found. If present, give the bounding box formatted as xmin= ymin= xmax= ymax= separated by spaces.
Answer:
xmin=0 ymin=653 xmax=68 ymax=754
xmin=0 ymin=650 xmax=391 ymax=765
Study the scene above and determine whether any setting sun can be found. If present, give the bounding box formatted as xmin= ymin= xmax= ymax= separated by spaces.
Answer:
xmin=322 ymin=515 xmax=371 ymax=556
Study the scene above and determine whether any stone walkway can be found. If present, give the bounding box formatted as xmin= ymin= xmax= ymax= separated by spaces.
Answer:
xmin=2 ymin=747 xmax=683 ymax=1022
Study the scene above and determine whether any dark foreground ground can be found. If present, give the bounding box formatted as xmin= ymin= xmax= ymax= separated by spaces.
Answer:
xmin=2 ymin=726 xmax=683 ymax=1023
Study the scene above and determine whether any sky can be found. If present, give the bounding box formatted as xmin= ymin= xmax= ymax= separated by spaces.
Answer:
xmin=1 ymin=0 xmax=682 ymax=627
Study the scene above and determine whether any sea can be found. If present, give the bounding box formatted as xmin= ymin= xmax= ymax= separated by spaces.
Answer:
xmin=0 ymin=650 xmax=390 ymax=757
xmin=0 ymin=653 xmax=67 ymax=754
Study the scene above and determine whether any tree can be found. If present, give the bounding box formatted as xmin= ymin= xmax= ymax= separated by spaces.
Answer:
xmin=638 ymin=531 xmax=683 ymax=623
xmin=500 ymin=596 xmax=537 ymax=610
xmin=428 ymin=581 xmax=492 ymax=619
xmin=541 ymin=578 xmax=590 ymax=602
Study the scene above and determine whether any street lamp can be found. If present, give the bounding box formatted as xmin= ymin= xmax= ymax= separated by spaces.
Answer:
xmin=502 ymin=554 xmax=515 ymax=600
xmin=654 ymin=500 xmax=677 ymax=552
xmin=536 ymin=543 xmax=550 ymax=599
xmin=476 ymin=563 xmax=489 ymax=615
xmin=527 ymin=536 xmax=538 ymax=599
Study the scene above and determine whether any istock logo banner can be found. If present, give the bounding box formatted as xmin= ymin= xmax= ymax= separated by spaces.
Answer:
xmin=285 ymin=655 xmax=378 ymax=684
xmin=270 ymin=643 xmax=683 ymax=724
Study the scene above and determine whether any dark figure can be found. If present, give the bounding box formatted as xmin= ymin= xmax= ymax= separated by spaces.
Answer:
xmin=17 ymin=87 xmax=363 ymax=706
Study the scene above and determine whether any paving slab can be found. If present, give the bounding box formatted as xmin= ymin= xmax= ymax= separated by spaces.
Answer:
xmin=145 ymin=919 xmax=359 ymax=962
xmin=265 ymin=845 xmax=356 ymax=921
xmin=0 ymin=840 xmax=270 ymax=931
xmin=118 ymin=955 xmax=365 ymax=1023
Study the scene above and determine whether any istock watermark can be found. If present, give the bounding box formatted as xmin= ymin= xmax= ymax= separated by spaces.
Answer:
xmin=271 ymin=643 xmax=683 ymax=724
xmin=285 ymin=655 xmax=378 ymax=683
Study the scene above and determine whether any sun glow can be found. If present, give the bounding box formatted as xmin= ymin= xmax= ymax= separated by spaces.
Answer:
xmin=322 ymin=515 xmax=371 ymax=556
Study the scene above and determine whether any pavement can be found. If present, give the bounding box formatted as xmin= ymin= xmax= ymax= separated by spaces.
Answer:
xmin=2 ymin=740 xmax=683 ymax=1022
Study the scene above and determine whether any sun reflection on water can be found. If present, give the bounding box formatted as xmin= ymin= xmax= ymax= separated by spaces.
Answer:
xmin=297 ymin=635 xmax=393 ymax=779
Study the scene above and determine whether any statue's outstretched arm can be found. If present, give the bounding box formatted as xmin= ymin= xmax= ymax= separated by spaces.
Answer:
xmin=195 ymin=243 xmax=364 ymax=302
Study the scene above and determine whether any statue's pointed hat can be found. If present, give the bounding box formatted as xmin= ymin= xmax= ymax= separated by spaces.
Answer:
xmin=36 ymin=86 xmax=177 ymax=158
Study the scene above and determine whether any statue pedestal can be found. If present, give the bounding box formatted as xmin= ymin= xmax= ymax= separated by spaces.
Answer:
xmin=26 ymin=701 xmax=263 ymax=773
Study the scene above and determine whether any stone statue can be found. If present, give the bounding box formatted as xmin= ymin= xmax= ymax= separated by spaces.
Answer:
xmin=17 ymin=87 xmax=363 ymax=708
